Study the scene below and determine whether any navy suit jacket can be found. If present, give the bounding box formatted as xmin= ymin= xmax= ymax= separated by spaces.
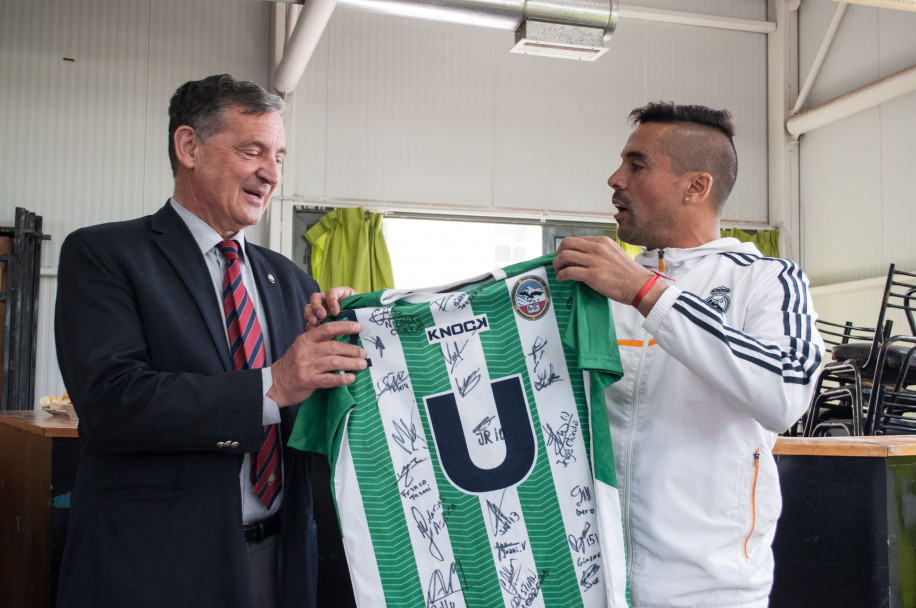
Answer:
xmin=55 ymin=202 xmax=319 ymax=607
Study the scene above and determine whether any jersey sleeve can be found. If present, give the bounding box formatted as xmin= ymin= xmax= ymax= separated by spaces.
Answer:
xmin=288 ymin=381 xmax=357 ymax=456
xmin=289 ymin=290 xmax=388 ymax=455
xmin=563 ymin=281 xmax=624 ymax=490
xmin=566 ymin=283 xmax=623 ymax=383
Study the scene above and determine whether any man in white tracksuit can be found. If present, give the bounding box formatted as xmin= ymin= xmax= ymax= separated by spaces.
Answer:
xmin=554 ymin=102 xmax=824 ymax=607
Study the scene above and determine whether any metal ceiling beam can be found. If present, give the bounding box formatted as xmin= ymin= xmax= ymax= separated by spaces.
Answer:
xmin=274 ymin=0 xmax=338 ymax=94
xmin=787 ymin=64 xmax=916 ymax=136
xmin=792 ymin=2 xmax=847 ymax=115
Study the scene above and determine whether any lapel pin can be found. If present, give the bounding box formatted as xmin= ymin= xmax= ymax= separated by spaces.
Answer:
xmin=267 ymin=274 xmax=276 ymax=284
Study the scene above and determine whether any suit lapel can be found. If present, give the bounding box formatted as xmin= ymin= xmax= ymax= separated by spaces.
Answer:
xmin=247 ymin=246 xmax=296 ymax=364
xmin=151 ymin=204 xmax=300 ymax=437
xmin=150 ymin=203 xmax=233 ymax=371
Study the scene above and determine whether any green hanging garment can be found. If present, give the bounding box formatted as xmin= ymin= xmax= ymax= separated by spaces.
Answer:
xmin=305 ymin=207 xmax=396 ymax=292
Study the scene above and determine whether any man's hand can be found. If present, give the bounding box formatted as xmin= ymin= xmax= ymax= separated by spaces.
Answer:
xmin=268 ymin=320 xmax=367 ymax=406
xmin=553 ymin=236 xmax=666 ymax=315
xmin=305 ymin=286 xmax=358 ymax=330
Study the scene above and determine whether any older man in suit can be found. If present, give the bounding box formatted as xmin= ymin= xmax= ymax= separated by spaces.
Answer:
xmin=54 ymin=74 xmax=366 ymax=608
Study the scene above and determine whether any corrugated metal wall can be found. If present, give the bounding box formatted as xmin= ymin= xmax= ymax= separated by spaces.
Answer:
xmin=0 ymin=0 xmax=273 ymax=405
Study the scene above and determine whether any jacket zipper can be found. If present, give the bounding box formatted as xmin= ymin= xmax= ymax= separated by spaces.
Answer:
xmin=622 ymin=252 xmax=667 ymax=575
xmin=622 ymin=251 xmax=669 ymax=574
xmin=743 ymin=449 xmax=760 ymax=559
xmin=622 ymin=334 xmax=650 ymax=576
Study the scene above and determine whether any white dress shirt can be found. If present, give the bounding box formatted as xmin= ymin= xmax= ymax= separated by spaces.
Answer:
xmin=170 ymin=199 xmax=282 ymax=523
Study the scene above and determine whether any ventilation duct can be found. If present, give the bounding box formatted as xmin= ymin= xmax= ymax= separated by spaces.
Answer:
xmin=511 ymin=18 xmax=611 ymax=61
xmin=272 ymin=0 xmax=617 ymax=92
xmin=339 ymin=0 xmax=618 ymax=60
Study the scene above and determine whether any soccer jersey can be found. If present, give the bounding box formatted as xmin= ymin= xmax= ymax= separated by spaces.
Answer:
xmin=289 ymin=254 xmax=629 ymax=607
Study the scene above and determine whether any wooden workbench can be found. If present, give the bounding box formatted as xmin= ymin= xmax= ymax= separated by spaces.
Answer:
xmin=774 ymin=434 xmax=916 ymax=457
xmin=770 ymin=435 xmax=916 ymax=608
xmin=0 ymin=410 xmax=79 ymax=608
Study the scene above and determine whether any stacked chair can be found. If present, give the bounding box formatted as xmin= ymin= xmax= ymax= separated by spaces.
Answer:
xmin=800 ymin=318 xmax=887 ymax=437
xmin=801 ymin=264 xmax=916 ymax=437
xmin=863 ymin=266 xmax=916 ymax=435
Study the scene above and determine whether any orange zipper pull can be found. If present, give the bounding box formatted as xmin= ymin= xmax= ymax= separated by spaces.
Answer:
xmin=743 ymin=449 xmax=760 ymax=559
xmin=658 ymin=249 xmax=666 ymax=273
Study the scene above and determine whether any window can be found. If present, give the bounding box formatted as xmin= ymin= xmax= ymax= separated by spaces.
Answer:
xmin=291 ymin=206 xmax=617 ymax=290
xmin=383 ymin=218 xmax=543 ymax=289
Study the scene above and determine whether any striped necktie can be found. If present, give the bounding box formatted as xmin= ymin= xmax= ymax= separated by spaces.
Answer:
xmin=219 ymin=240 xmax=281 ymax=510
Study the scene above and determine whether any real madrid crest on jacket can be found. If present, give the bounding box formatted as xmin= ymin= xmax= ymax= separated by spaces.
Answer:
xmin=290 ymin=254 xmax=630 ymax=607
xmin=704 ymin=286 xmax=731 ymax=313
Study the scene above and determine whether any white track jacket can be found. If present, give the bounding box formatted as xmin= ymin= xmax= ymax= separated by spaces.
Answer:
xmin=606 ymin=238 xmax=823 ymax=608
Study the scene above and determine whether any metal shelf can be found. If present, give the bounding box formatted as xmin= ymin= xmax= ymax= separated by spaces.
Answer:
xmin=1 ymin=207 xmax=48 ymax=411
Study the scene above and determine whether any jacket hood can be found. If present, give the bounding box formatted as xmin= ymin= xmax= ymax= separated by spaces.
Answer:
xmin=634 ymin=238 xmax=763 ymax=272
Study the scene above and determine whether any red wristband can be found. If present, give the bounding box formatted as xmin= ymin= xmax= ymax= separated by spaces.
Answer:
xmin=631 ymin=270 xmax=669 ymax=308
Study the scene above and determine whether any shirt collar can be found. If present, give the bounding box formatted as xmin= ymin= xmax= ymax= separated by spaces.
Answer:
xmin=169 ymin=198 xmax=248 ymax=259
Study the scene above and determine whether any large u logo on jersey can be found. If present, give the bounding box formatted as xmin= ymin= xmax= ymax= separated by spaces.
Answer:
xmin=425 ymin=376 xmax=536 ymax=494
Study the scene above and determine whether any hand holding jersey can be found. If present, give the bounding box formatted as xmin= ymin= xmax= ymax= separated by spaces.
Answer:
xmin=553 ymin=237 xmax=667 ymax=316
xmin=304 ymin=286 xmax=359 ymax=329
xmin=267 ymin=318 xmax=367 ymax=406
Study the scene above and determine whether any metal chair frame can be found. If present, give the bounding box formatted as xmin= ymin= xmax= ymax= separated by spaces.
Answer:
xmin=865 ymin=337 xmax=916 ymax=435
xmin=800 ymin=318 xmax=887 ymax=437
xmin=800 ymin=264 xmax=916 ymax=437
xmin=864 ymin=268 xmax=916 ymax=435
xmin=804 ymin=384 xmax=860 ymax=436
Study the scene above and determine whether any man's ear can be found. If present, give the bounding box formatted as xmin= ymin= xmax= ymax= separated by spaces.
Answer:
xmin=685 ymin=172 xmax=713 ymax=203
xmin=173 ymin=125 xmax=198 ymax=170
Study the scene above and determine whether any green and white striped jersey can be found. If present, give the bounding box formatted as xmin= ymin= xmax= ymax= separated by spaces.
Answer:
xmin=290 ymin=254 xmax=629 ymax=607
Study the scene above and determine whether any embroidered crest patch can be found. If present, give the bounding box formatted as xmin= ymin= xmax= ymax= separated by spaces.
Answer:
xmin=512 ymin=275 xmax=550 ymax=320
xmin=705 ymin=286 xmax=731 ymax=313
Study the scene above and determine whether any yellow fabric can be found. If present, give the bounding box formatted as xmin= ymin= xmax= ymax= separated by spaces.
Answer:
xmin=305 ymin=207 xmax=395 ymax=292
xmin=617 ymin=239 xmax=642 ymax=259
xmin=617 ymin=228 xmax=779 ymax=259
xmin=720 ymin=228 xmax=780 ymax=258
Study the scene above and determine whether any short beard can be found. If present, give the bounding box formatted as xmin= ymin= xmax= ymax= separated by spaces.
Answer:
xmin=617 ymin=208 xmax=677 ymax=251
